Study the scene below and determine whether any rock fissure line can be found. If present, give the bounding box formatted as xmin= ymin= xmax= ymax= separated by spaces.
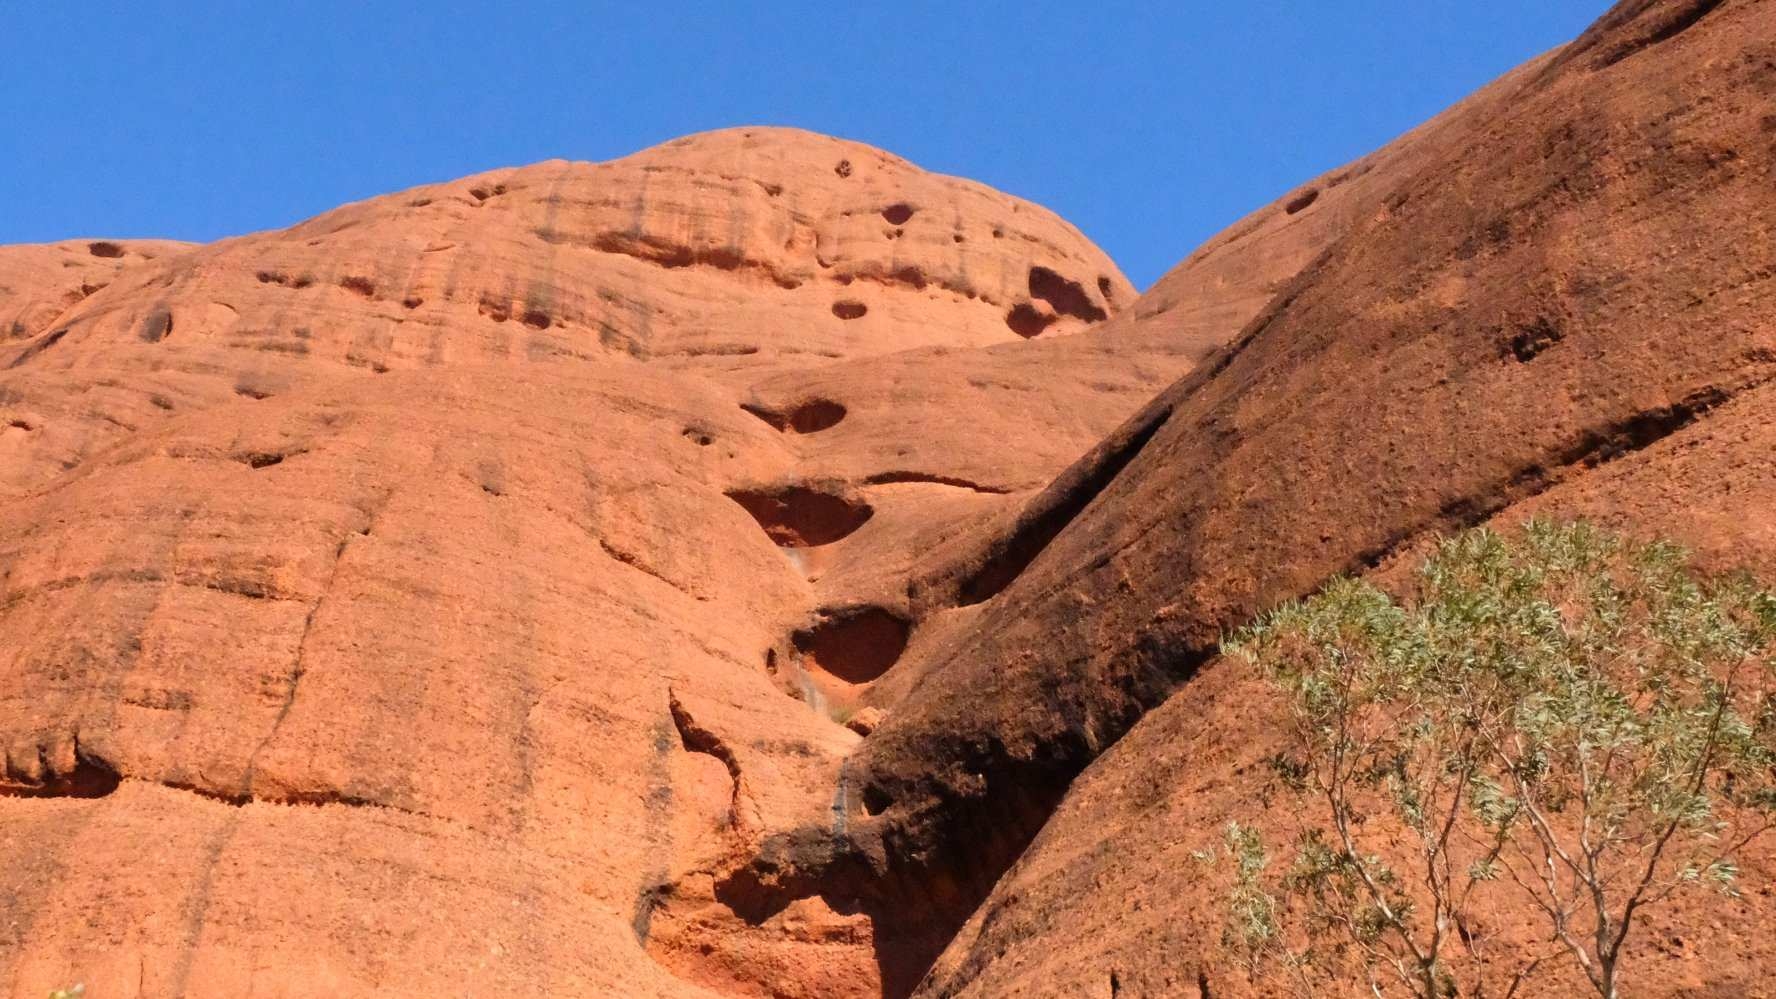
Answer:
xmin=5 ymin=326 xmax=69 ymax=369
xmin=238 ymin=495 xmax=386 ymax=799
xmin=1354 ymin=371 xmax=1776 ymax=575
xmin=599 ymin=538 xmax=707 ymax=601
xmin=667 ymin=688 xmax=753 ymax=835
xmin=861 ymin=471 xmax=1013 ymax=495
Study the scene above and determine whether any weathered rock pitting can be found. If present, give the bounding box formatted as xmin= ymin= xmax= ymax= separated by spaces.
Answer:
xmin=0 ymin=127 xmax=1156 ymax=999
xmin=6 ymin=3 xmax=1775 ymax=996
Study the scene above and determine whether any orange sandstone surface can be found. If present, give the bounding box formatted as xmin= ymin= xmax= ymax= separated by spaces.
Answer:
xmin=4 ymin=2 xmax=1775 ymax=996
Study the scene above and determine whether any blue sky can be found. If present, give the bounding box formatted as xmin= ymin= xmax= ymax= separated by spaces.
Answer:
xmin=1 ymin=2 xmax=1607 ymax=289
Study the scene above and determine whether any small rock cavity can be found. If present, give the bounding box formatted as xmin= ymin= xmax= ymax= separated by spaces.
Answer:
xmin=741 ymin=398 xmax=847 ymax=434
xmin=1028 ymin=265 xmax=1107 ymax=323
xmin=726 ymin=486 xmax=873 ymax=548
xmin=1005 ymin=303 xmax=1054 ymax=339
xmin=2 ymin=753 xmax=121 ymax=800
xmin=1005 ymin=266 xmax=1110 ymax=337
xmin=139 ymin=307 xmax=175 ymax=343
xmin=792 ymin=607 xmax=910 ymax=686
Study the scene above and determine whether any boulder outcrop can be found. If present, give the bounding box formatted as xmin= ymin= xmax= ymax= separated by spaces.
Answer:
xmin=5 ymin=3 xmax=1773 ymax=996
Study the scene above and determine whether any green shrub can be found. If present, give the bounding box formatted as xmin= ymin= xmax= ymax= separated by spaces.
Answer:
xmin=1220 ymin=521 xmax=1776 ymax=999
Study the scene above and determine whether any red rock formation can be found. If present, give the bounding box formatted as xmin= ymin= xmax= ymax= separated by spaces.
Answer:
xmin=1 ymin=239 xmax=191 ymax=341
xmin=5 ymin=1 xmax=1774 ymax=996
xmin=894 ymin=1 xmax=1776 ymax=994
xmin=0 ymin=128 xmax=1167 ymax=999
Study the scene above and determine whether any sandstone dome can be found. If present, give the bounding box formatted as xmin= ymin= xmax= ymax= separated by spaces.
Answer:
xmin=6 ymin=3 xmax=1776 ymax=996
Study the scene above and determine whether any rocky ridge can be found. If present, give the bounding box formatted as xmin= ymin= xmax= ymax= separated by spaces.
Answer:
xmin=4 ymin=2 xmax=1774 ymax=996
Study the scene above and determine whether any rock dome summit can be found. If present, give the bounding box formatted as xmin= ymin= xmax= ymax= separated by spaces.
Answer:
xmin=4 ymin=1 xmax=1775 ymax=996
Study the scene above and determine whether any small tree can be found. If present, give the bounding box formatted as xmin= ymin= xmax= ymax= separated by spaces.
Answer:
xmin=1220 ymin=521 xmax=1776 ymax=998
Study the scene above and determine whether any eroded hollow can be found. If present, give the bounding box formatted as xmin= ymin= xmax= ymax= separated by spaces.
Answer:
xmin=727 ymin=486 xmax=873 ymax=547
xmin=1027 ymin=266 xmax=1107 ymax=323
xmin=139 ymin=307 xmax=174 ymax=343
xmin=792 ymin=607 xmax=910 ymax=685
xmin=741 ymin=398 xmax=847 ymax=434
xmin=1005 ymin=303 xmax=1055 ymax=339
xmin=1285 ymin=188 xmax=1321 ymax=214
xmin=832 ymin=300 xmax=868 ymax=320
xmin=1 ymin=755 xmax=121 ymax=799
xmin=339 ymin=275 xmax=377 ymax=298
xmin=86 ymin=241 xmax=125 ymax=259
xmin=881 ymin=203 xmax=915 ymax=225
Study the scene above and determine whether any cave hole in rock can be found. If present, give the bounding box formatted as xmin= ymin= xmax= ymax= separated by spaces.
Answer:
xmin=832 ymin=300 xmax=868 ymax=320
xmin=881 ymin=203 xmax=915 ymax=225
xmin=139 ymin=308 xmax=174 ymax=343
xmin=1005 ymin=303 xmax=1055 ymax=339
xmin=86 ymin=241 xmax=125 ymax=259
xmin=339 ymin=275 xmax=377 ymax=298
xmin=478 ymin=294 xmax=512 ymax=323
xmin=1 ymin=755 xmax=122 ymax=799
xmin=726 ymin=486 xmax=872 ymax=547
xmin=1285 ymin=188 xmax=1321 ymax=214
xmin=682 ymin=427 xmax=715 ymax=447
xmin=792 ymin=607 xmax=911 ymax=686
xmin=741 ymin=398 xmax=847 ymax=434
xmin=1028 ymin=265 xmax=1107 ymax=322
xmin=860 ymin=782 xmax=893 ymax=817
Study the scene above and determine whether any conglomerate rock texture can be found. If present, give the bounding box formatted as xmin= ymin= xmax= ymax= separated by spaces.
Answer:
xmin=4 ymin=1 xmax=1774 ymax=996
